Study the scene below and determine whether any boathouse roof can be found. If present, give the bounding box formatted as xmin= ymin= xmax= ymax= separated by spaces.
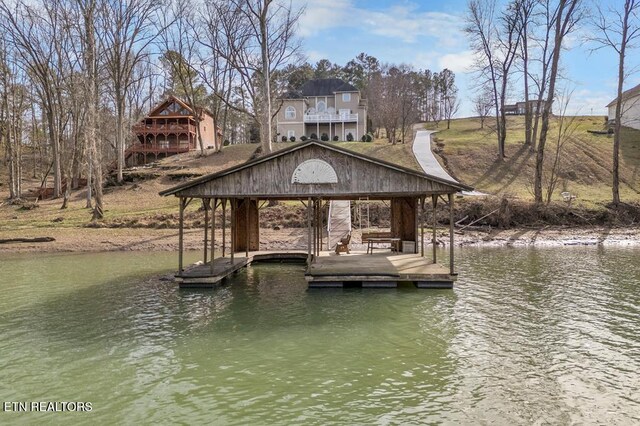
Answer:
xmin=159 ymin=140 xmax=472 ymax=199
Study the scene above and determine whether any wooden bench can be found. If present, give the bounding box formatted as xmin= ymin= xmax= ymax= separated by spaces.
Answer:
xmin=362 ymin=231 xmax=400 ymax=254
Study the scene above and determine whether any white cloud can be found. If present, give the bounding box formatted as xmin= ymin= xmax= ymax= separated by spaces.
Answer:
xmin=306 ymin=50 xmax=328 ymax=62
xmin=438 ymin=50 xmax=475 ymax=73
xmin=297 ymin=0 xmax=465 ymax=46
xmin=564 ymin=88 xmax=613 ymax=116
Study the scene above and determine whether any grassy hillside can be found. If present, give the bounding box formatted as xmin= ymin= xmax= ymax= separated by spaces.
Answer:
xmin=430 ymin=116 xmax=640 ymax=206
xmin=4 ymin=118 xmax=637 ymax=234
xmin=0 ymin=138 xmax=418 ymax=231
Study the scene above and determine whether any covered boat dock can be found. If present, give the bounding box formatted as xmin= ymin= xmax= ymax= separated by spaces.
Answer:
xmin=159 ymin=140 xmax=472 ymax=289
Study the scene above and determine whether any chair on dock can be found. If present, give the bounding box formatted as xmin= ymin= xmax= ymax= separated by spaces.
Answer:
xmin=335 ymin=233 xmax=351 ymax=255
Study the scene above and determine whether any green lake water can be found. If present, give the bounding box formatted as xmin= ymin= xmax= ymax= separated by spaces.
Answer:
xmin=0 ymin=248 xmax=639 ymax=425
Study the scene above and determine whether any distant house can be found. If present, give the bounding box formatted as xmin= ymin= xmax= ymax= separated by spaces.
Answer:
xmin=130 ymin=96 xmax=221 ymax=165
xmin=502 ymin=100 xmax=551 ymax=115
xmin=607 ymin=83 xmax=640 ymax=130
xmin=276 ymin=78 xmax=367 ymax=141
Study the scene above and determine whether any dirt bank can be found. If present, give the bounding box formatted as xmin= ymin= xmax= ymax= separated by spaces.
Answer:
xmin=1 ymin=225 xmax=639 ymax=254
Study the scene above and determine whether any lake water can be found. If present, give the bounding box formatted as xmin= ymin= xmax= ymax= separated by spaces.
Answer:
xmin=0 ymin=248 xmax=639 ymax=424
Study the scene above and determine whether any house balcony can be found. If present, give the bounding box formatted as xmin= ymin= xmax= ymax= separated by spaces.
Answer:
xmin=303 ymin=113 xmax=358 ymax=123
xmin=132 ymin=123 xmax=197 ymax=134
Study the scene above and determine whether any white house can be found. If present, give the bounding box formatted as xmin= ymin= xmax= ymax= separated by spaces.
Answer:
xmin=607 ymin=83 xmax=640 ymax=130
xmin=276 ymin=78 xmax=367 ymax=141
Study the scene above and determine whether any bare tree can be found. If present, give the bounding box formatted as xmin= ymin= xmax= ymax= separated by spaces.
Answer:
xmin=534 ymin=0 xmax=583 ymax=205
xmin=544 ymin=89 xmax=577 ymax=204
xmin=518 ymin=0 xmax=536 ymax=148
xmin=473 ymin=89 xmax=494 ymax=129
xmin=0 ymin=0 xmax=67 ymax=198
xmin=367 ymin=66 xmax=408 ymax=144
xmin=158 ymin=0 xmax=209 ymax=156
xmin=529 ymin=0 xmax=556 ymax=152
xmin=212 ymin=0 xmax=303 ymax=154
xmin=77 ymin=0 xmax=104 ymax=219
xmin=466 ymin=0 xmax=524 ymax=159
xmin=0 ymin=42 xmax=28 ymax=200
xmin=440 ymin=69 xmax=460 ymax=130
xmin=591 ymin=0 xmax=640 ymax=205
xmin=101 ymin=0 xmax=160 ymax=183
xmin=196 ymin=0 xmax=239 ymax=152
xmin=466 ymin=1 xmax=504 ymax=159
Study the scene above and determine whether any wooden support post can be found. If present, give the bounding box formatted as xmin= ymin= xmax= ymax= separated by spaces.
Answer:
xmin=211 ymin=198 xmax=216 ymax=274
xmin=178 ymin=197 xmax=185 ymax=273
xmin=307 ymin=197 xmax=312 ymax=263
xmin=449 ymin=192 xmax=455 ymax=275
xmin=414 ymin=197 xmax=419 ymax=253
xmin=432 ymin=194 xmax=437 ymax=264
xmin=314 ymin=199 xmax=319 ymax=258
xmin=421 ymin=197 xmax=425 ymax=257
xmin=318 ymin=199 xmax=324 ymax=256
xmin=203 ymin=199 xmax=209 ymax=264
xmin=230 ymin=199 xmax=235 ymax=263
xmin=222 ymin=199 xmax=227 ymax=257
xmin=245 ymin=198 xmax=249 ymax=258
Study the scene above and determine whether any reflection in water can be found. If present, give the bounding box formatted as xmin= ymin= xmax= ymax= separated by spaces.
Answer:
xmin=0 ymin=248 xmax=638 ymax=424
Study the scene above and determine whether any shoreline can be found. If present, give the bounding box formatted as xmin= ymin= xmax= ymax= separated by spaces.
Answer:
xmin=1 ymin=225 xmax=639 ymax=254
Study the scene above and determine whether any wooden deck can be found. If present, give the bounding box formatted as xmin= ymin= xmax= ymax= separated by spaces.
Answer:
xmin=177 ymin=250 xmax=455 ymax=289
xmin=176 ymin=251 xmax=307 ymax=288
xmin=306 ymin=252 xmax=456 ymax=289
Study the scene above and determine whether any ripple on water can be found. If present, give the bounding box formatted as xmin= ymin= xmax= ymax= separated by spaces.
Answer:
xmin=0 ymin=249 xmax=638 ymax=424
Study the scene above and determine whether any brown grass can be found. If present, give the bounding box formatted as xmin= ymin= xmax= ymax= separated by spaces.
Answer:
xmin=432 ymin=116 xmax=640 ymax=206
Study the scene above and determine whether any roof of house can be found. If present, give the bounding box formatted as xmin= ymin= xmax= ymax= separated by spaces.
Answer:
xmin=607 ymin=83 xmax=640 ymax=107
xmin=159 ymin=139 xmax=472 ymax=198
xmin=145 ymin=95 xmax=215 ymax=119
xmin=281 ymin=90 xmax=303 ymax=99
xmin=299 ymin=78 xmax=358 ymax=97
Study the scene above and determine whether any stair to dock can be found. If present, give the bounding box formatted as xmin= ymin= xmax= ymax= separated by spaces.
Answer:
xmin=327 ymin=200 xmax=351 ymax=250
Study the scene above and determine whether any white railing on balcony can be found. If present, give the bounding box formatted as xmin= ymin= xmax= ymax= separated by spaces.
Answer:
xmin=304 ymin=113 xmax=358 ymax=123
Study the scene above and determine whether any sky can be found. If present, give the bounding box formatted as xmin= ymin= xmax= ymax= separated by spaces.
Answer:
xmin=294 ymin=0 xmax=640 ymax=118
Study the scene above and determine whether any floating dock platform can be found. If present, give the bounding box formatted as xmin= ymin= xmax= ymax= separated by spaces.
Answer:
xmin=177 ymin=251 xmax=455 ymax=289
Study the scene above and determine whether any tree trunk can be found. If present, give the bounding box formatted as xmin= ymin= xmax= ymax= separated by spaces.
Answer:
xmin=259 ymin=4 xmax=272 ymax=154
xmin=116 ymin=95 xmax=125 ymax=183
xmin=46 ymin=108 xmax=62 ymax=198
xmin=612 ymin=6 xmax=630 ymax=206
xmin=195 ymin=116 xmax=205 ymax=155
xmin=535 ymin=22 xmax=564 ymax=204
xmin=523 ymin=28 xmax=533 ymax=148
xmin=84 ymin=1 xmax=103 ymax=220
xmin=498 ymin=78 xmax=507 ymax=160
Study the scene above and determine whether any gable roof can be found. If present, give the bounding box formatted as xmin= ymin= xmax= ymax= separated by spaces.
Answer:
xmin=159 ymin=140 xmax=472 ymax=198
xmin=299 ymin=79 xmax=358 ymax=97
xmin=148 ymin=95 xmax=194 ymax=117
xmin=145 ymin=95 xmax=215 ymax=119
xmin=607 ymin=83 xmax=640 ymax=107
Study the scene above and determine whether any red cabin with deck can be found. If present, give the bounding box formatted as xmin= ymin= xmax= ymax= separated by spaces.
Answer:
xmin=128 ymin=96 xmax=222 ymax=165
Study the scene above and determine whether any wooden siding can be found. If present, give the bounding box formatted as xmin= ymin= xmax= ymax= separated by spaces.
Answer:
xmin=234 ymin=199 xmax=259 ymax=251
xmin=169 ymin=143 xmax=461 ymax=199
xmin=391 ymin=197 xmax=418 ymax=244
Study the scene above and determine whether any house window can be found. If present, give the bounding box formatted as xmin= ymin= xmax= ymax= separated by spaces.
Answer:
xmin=287 ymin=130 xmax=295 ymax=138
xmin=316 ymin=101 xmax=326 ymax=112
xmin=342 ymin=93 xmax=351 ymax=102
xmin=285 ymin=106 xmax=296 ymax=119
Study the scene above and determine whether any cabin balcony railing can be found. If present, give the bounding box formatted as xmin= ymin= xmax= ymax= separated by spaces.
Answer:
xmin=132 ymin=123 xmax=197 ymax=134
xmin=303 ymin=113 xmax=358 ymax=123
